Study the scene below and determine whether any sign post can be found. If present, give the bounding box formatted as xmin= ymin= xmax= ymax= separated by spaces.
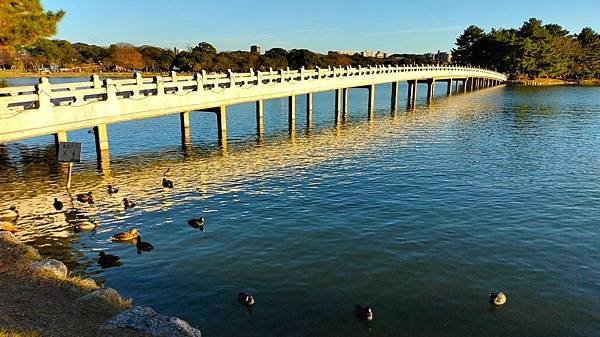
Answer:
xmin=57 ymin=142 xmax=82 ymax=189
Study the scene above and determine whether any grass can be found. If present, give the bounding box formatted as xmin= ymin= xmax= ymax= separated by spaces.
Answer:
xmin=0 ymin=234 xmax=148 ymax=337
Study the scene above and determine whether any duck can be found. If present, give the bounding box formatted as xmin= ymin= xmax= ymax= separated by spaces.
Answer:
xmin=111 ymin=228 xmax=139 ymax=242
xmin=123 ymin=198 xmax=136 ymax=210
xmin=187 ymin=217 xmax=205 ymax=231
xmin=238 ymin=291 xmax=255 ymax=306
xmin=0 ymin=221 xmax=17 ymax=233
xmin=97 ymin=251 xmax=121 ymax=268
xmin=73 ymin=217 xmax=98 ymax=232
xmin=489 ymin=291 xmax=507 ymax=306
xmin=354 ymin=305 xmax=374 ymax=321
xmin=108 ymin=185 xmax=119 ymax=194
xmin=135 ymin=235 xmax=154 ymax=253
xmin=162 ymin=178 xmax=174 ymax=189
xmin=53 ymin=198 xmax=64 ymax=211
xmin=0 ymin=206 xmax=19 ymax=221
xmin=76 ymin=192 xmax=94 ymax=204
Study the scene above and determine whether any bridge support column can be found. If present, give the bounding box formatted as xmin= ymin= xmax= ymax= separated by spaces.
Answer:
xmin=306 ymin=93 xmax=313 ymax=128
xmin=391 ymin=81 xmax=399 ymax=113
xmin=53 ymin=131 xmax=67 ymax=158
xmin=342 ymin=88 xmax=349 ymax=120
xmin=446 ymin=80 xmax=452 ymax=96
xmin=288 ymin=95 xmax=296 ymax=132
xmin=407 ymin=80 xmax=417 ymax=107
xmin=454 ymin=79 xmax=459 ymax=92
xmin=470 ymin=78 xmax=475 ymax=91
xmin=427 ymin=79 xmax=436 ymax=101
xmin=367 ymin=84 xmax=375 ymax=119
xmin=216 ymin=105 xmax=227 ymax=141
xmin=256 ymin=100 xmax=264 ymax=135
xmin=93 ymin=124 xmax=109 ymax=164
xmin=463 ymin=78 xmax=468 ymax=93
xmin=179 ymin=111 xmax=191 ymax=150
xmin=335 ymin=88 xmax=343 ymax=123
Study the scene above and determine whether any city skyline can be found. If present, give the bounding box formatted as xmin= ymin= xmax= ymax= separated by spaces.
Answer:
xmin=42 ymin=0 xmax=599 ymax=54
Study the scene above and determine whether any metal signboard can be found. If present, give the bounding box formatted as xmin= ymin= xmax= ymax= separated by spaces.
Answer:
xmin=57 ymin=142 xmax=82 ymax=163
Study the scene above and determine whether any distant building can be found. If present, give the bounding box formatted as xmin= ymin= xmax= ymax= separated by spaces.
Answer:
xmin=423 ymin=53 xmax=436 ymax=61
xmin=250 ymin=45 xmax=261 ymax=55
xmin=329 ymin=50 xmax=387 ymax=59
xmin=436 ymin=50 xmax=452 ymax=64
xmin=173 ymin=47 xmax=182 ymax=55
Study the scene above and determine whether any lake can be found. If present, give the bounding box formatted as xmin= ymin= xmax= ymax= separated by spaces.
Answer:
xmin=1 ymin=80 xmax=599 ymax=336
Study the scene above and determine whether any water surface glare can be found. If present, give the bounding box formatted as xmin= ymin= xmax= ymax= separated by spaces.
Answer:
xmin=1 ymin=85 xmax=600 ymax=336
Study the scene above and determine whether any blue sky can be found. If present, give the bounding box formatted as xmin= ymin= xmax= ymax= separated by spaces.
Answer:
xmin=42 ymin=0 xmax=599 ymax=54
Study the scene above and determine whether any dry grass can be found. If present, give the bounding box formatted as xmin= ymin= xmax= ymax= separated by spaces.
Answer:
xmin=0 ymin=235 xmax=149 ymax=337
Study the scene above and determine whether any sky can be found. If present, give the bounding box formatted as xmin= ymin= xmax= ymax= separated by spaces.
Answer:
xmin=42 ymin=0 xmax=599 ymax=54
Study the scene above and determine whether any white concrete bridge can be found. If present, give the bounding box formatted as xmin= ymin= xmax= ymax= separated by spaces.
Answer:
xmin=0 ymin=65 xmax=506 ymax=163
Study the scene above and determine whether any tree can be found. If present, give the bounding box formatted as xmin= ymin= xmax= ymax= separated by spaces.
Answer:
xmin=108 ymin=44 xmax=144 ymax=70
xmin=453 ymin=25 xmax=485 ymax=65
xmin=0 ymin=0 xmax=64 ymax=51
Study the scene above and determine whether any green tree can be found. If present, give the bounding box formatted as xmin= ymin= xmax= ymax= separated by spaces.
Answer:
xmin=0 ymin=0 xmax=64 ymax=51
xmin=453 ymin=25 xmax=485 ymax=65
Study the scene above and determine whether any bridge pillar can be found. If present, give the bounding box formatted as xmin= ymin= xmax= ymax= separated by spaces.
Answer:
xmin=342 ymin=88 xmax=349 ymax=120
xmin=179 ymin=111 xmax=191 ymax=150
xmin=391 ymin=81 xmax=399 ymax=113
xmin=463 ymin=78 xmax=468 ymax=93
xmin=335 ymin=88 xmax=343 ymax=123
xmin=367 ymin=84 xmax=375 ymax=119
xmin=216 ymin=105 xmax=227 ymax=141
xmin=306 ymin=93 xmax=313 ymax=128
xmin=288 ymin=95 xmax=296 ymax=132
xmin=446 ymin=80 xmax=452 ymax=96
xmin=426 ymin=79 xmax=436 ymax=101
xmin=407 ymin=80 xmax=417 ymax=107
xmin=93 ymin=124 xmax=109 ymax=164
xmin=470 ymin=78 xmax=475 ymax=91
xmin=53 ymin=131 xmax=67 ymax=158
xmin=256 ymin=100 xmax=264 ymax=135
xmin=454 ymin=79 xmax=459 ymax=92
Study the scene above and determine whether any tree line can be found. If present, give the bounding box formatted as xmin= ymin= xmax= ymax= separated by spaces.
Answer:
xmin=452 ymin=18 xmax=600 ymax=79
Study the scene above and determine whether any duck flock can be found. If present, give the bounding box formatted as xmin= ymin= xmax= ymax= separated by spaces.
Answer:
xmin=0 ymin=172 xmax=509 ymax=321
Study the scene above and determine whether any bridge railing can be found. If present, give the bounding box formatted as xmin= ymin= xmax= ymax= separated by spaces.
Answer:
xmin=0 ymin=65 xmax=506 ymax=113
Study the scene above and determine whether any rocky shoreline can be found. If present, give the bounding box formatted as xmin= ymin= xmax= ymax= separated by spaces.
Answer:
xmin=0 ymin=231 xmax=201 ymax=337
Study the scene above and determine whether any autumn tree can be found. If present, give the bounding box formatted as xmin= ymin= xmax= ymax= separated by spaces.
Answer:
xmin=107 ymin=44 xmax=144 ymax=70
xmin=0 ymin=0 xmax=64 ymax=51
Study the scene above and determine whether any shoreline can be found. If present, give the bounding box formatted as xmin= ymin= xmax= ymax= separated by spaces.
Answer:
xmin=0 ymin=231 xmax=201 ymax=337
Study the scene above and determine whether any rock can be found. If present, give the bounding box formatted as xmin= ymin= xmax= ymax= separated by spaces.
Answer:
xmin=0 ymin=231 xmax=20 ymax=245
xmin=79 ymin=278 xmax=98 ymax=289
xmin=103 ymin=305 xmax=201 ymax=337
xmin=15 ymin=244 xmax=41 ymax=260
xmin=29 ymin=259 xmax=68 ymax=278
xmin=79 ymin=288 xmax=122 ymax=304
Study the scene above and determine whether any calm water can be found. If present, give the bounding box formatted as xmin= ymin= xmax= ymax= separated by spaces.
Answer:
xmin=1 ymin=80 xmax=600 ymax=336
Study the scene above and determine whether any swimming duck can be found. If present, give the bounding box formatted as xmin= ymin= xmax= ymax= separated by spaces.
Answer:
xmin=0 ymin=206 xmax=19 ymax=221
xmin=187 ymin=217 xmax=205 ymax=231
xmin=135 ymin=235 xmax=154 ymax=253
xmin=238 ymin=291 xmax=255 ymax=306
xmin=0 ymin=221 xmax=17 ymax=233
xmin=489 ymin=292 xmax=507 ymax=306
xmin=111 ymin=228 xmax=139 ymax=242
xmin=98 ymin=251 xmax=121 ymax=268
xmin=162 ymin=178 xmax=174 ymax=188
xmin=108 ymin=185 xmax=119 ymax=194
xmin=73 ymin=217 xmax=98 ymax=232
xmin=53 ymin=198 xmax=64 ymax=211
xmin=76 ymin=192 xmax=94 ymax=204
xmin=123 ymin=198 xmax=136 ymax=210
xmin=354 ymin=305 xmax=374 ymax=321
